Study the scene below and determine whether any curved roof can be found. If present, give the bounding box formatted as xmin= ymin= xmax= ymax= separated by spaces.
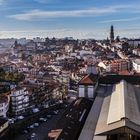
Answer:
xmin=95 ymin=80 xmax=140 ymax=136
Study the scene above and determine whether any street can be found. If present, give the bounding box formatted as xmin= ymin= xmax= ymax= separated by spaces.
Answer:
xmin=12 ymin=109 xmax=65 ymax=140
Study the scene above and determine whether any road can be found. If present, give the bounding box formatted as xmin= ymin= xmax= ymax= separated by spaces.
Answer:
xmin=12 ymin=109 xmax=65 ymax=140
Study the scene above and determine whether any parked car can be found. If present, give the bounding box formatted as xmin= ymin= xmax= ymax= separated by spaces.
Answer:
xmin=17 ymin=116 xmax=24 ymax=120
xmin=39 ymin=117 xmax=47 ymax=122
xmin=34 ymin=123 xmax=39 ymax=127
xmin=30 ymin=133 xmax=37 ymax=140
xmin=23 ymin=130 xmax=28 ymax=134
xmin=51 ymin=110 xmax=58 ymax=115
xmin=43 ymin=118 xmax=47 ymax=122
xmin=39 ymin=118 xmax=44 ymax=122
xmin=28 ymin=124 xmax=34 ymax=129
xmin=32 ymin=108 xmax=39 ymax=113
xmin=8 ymin=119 xmax=14 ymax=124
xmin=46 ymin=115 xmax=52 ymax=119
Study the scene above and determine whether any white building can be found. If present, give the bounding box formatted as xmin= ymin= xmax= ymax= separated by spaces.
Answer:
xmin=78 ymin=74 xmax=98 ymax=98
xmin=98 ymin=59 xmax=131 ymax=72
xmin=0 ymin=95 xmax=9 ymax=118
xmin=132 ymin=59 xmax=140 ymax=73
xmin=86 ymin=65 xmax=98 ymax=75
xmin=128 ymin=39 xmax=140 ymax=47
xmin=10 ymin=87 xmax=29 ymax=115
xmin=132 ymin=48 xmax=140 ymax=56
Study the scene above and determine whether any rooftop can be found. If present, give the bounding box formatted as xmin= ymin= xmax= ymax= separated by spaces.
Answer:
xmin=79 ymin=80 xmax=140 ymax=140
xmin=79 ymin=73 xmax=98 ymax=85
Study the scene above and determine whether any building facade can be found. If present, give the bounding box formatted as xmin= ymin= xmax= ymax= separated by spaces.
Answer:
xmin=10 ymin=87 xmax=29 ymax=116
xmin=132 ymin=59 xmax=140 ymax=73
xmin=78 ymin=74 xmax=98 ymax=98
xmin=0 ymin=95 xmax=9 ymax=118
xmin=78 ymin=74 xmax=140 ymax=140
xmin=98 ymin=59 xmax=131 ymax=73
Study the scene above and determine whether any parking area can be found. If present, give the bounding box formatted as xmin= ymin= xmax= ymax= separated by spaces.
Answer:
xmin=12 ymin=109 xmax=65 ymax=140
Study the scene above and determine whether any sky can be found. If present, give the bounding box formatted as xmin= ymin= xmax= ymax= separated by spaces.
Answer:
xmin=0 ymin=0 xmax=140 ymax=39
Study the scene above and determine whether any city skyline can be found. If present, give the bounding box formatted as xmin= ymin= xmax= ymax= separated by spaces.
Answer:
xmin=0 ymin=0 xmax=140 ymax=39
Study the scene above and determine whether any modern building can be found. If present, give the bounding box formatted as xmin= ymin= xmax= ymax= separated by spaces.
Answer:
xmin=78 ymin=74 xmax=140 ymax=140
xmin=10 ymin=87 xmax=29 ymax=116
xmin=48 ymin=74 xmax=140 ymax=140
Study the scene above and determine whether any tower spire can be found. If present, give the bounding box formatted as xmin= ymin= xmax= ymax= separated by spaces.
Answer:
xmin=110 ymin=25 xmax=114 ymax=43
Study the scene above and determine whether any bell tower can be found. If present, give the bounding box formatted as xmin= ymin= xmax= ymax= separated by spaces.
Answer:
xmin=110 ymin=25 xmax=114 ymax=43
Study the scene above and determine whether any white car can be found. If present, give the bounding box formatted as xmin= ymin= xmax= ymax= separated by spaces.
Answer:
xmin=34 ymin=123 xmax=39 ymax=127
xmin=8 ymin=119 xmax=14 ymax=124
xmin=30 ymin=133 xmax=37 ymax=139
xmin=17 ymin=116 xmax=24 ymax=120
xmin=32 ymin=108 xmax=39 ymax=113
xmin=43 ymin=104 xmax=49 ymax=108
xmin=39 ymin=117 xmax=47 ymax=122
xmin=29 ymin=124 xmax=34 ymax=129
xmin=39 ymin=118 xmax=44 ymax=121
xmin=47 ymin=115 xmax=52 ymax=119
xmin=43 ymin=118 xmax=47 ymax=122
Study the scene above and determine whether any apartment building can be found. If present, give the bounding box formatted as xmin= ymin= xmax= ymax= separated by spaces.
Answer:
xmin=10 ymin=87 xmax=29 ymax=116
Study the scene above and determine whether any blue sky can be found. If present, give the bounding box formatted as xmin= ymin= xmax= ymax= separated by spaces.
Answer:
xmin=0 ymin=0 xmax=140 ymax=39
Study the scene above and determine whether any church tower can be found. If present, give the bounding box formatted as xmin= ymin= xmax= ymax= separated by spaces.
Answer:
xmin=110 ymin=25 xmax=114 ymax=43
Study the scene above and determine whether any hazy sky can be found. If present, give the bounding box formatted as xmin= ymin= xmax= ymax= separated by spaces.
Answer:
xmin=0 ymin=0 xmax=140 ymax=39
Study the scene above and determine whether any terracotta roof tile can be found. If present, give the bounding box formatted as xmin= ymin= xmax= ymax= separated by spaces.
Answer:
xmin=79 ymin=74 xmax=98 ymax=85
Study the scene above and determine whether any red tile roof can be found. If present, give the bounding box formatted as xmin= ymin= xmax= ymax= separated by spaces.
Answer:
xmin=79 ymin=74 xmax=98 ymax=85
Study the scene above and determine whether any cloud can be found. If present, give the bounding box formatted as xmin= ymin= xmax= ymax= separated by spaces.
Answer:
xmin=100 ymin=17 xmax=140 ymax=23
xmin=8 ymin=6 xmax=119 ymax=21
xmin=8 ymin=4 xmax=140 ymax=21
xmin=34 ymin=0 xmax=53 ymax=4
